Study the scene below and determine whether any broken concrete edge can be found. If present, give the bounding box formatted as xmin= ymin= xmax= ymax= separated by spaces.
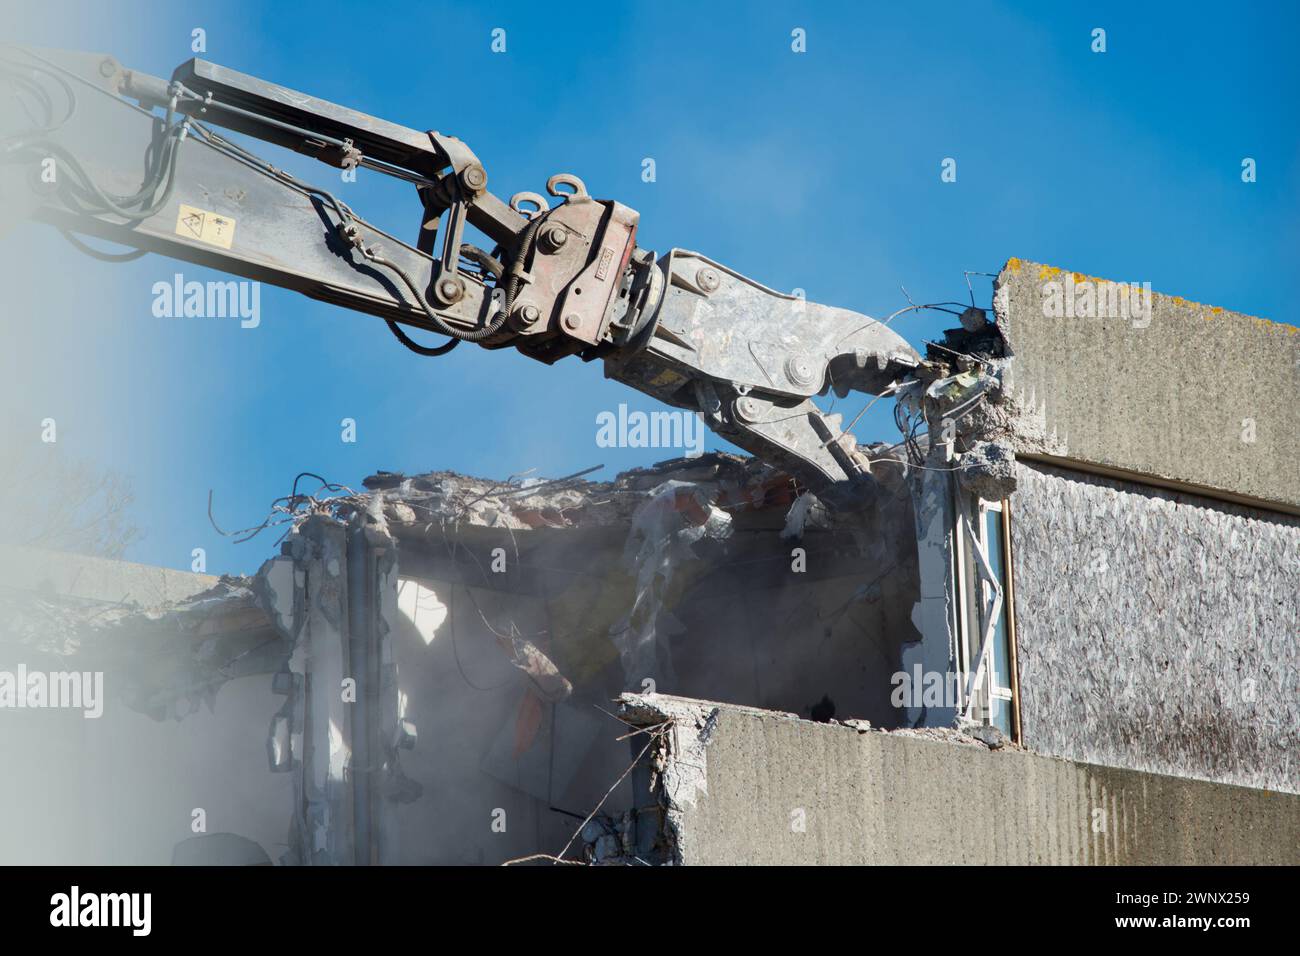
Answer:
xmin=617 ymin=691 xmax=1013 ymax=749
xmin=108 ymin=576 xmax=285 ymax=721
xmin=0 ymin=541 xmax=288 ymax=722
xmin=614 ymin=692 xmax=1015 ymax=864
xmin=894 ymin=313 xmax=1030 ymax=507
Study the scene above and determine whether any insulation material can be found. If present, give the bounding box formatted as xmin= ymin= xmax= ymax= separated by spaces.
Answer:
xmin=1010 ymin=461 xmax=1300 ymax=795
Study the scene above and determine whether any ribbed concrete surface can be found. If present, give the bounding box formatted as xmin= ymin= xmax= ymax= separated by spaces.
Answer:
xmin=994 ymin=259 xmax=1300 ymax=513
xmin=649 ymin=698 xmax=1299 ymax=865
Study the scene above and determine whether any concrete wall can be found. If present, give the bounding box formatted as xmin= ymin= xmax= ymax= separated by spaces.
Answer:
xmin=0 ymin=548 xmax=291 ymax=864
xmin=624 ymin=695 xmax=1300 ymax=865
xmin=994 ymin=258 xmax=1300 ymax=513
xmin=0 ymin=544 xmax=220 ymax=605
xmin=1009 ymin=460 xmax=1299 ymax=795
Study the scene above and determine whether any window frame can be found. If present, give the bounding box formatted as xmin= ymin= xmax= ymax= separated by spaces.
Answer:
xmin=950 ymin=490 xmax=1021 ymax=742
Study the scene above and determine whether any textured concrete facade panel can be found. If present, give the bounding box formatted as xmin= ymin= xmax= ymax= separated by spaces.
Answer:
xmin=628 ymin=697 xmax=1299 ymax=865
xmin=1010 ymin=461 xmax=1299 ymax=794
xmin=994 ymin=258 xmax=1300 ymax=511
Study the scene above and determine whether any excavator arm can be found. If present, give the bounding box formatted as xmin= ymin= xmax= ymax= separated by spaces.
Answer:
xmin=1 ymin=46 xmax=922 ymax=502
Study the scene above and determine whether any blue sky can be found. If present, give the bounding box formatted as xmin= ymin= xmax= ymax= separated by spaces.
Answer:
xmin=5 ymin=0 xmax=1296 ymax=574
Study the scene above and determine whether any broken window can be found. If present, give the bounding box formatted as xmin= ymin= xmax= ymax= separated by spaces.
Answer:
xmin=951 ymin=493 xmax=1019 ymax=740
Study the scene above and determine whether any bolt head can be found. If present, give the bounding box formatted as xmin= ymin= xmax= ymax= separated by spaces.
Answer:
xmin=540 ymin=224 xmax=569 ymax=253
xmin=461 ymin=165 xmax=487 ymax=190
xmin=563 ymin=313 xmax=582 ymax=332
xmin=437 ymin=277 xmax=464 ymax=303
xmin=734 ymin=396 xmax=762 ymax=422
xmin=518 ymin=304 xmax=541 ymax=326
xmin=785 ymin=356 xmax=817 ymax=387
xmin=697 ymin=267 xmax=721 ymax=293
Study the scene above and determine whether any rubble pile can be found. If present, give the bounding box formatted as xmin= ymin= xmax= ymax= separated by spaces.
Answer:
xmin=359 ymin=452 xmax=806 ymax=534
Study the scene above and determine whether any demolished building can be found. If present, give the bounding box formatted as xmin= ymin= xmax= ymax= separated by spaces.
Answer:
xmin=1 ymin=259 xmax=1296 ymax=865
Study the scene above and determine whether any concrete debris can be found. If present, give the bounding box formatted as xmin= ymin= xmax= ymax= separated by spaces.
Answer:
xmin=963 ymin=723 xmax=1008 ymax=749
xmin=363 ymin=452 xmax=795 ymax=534
xmin=359 ymin=446 xmax=921 ymax=718
xmin=579 ymin=818 xmax=609 ymax=844
xmin=576 ymin=809 xmax=650 ymax=865
xmin=925 ymin=368 xmax=987 ymax=403
xmin=891 ymin=724 xmax=1009 ymax=749
xmin=895 ymin=313 xmax=1038 ymax=512
xmin=621 ymin=695 xmax=724 ymax=798
xmin=957 ymin=439 xmax=1018 ymax=500
xmin=339 ymin=450 xmax=930 ymax=864
xmin=0 ymin=592 xmax=101 ymax=658
xmin=780 ymin=491 xmax=827 ymax=539
xmin=921 ymin=311 xmax=1067 ymax=461
xmin=593 ymin=833 xmax=621 ymax=862
xmin=364 ymin=453 xmax=849 ymax=688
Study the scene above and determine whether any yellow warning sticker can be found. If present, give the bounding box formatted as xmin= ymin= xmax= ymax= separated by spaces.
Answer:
xmin=175 ymin=203 xmax=236 ymax=249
